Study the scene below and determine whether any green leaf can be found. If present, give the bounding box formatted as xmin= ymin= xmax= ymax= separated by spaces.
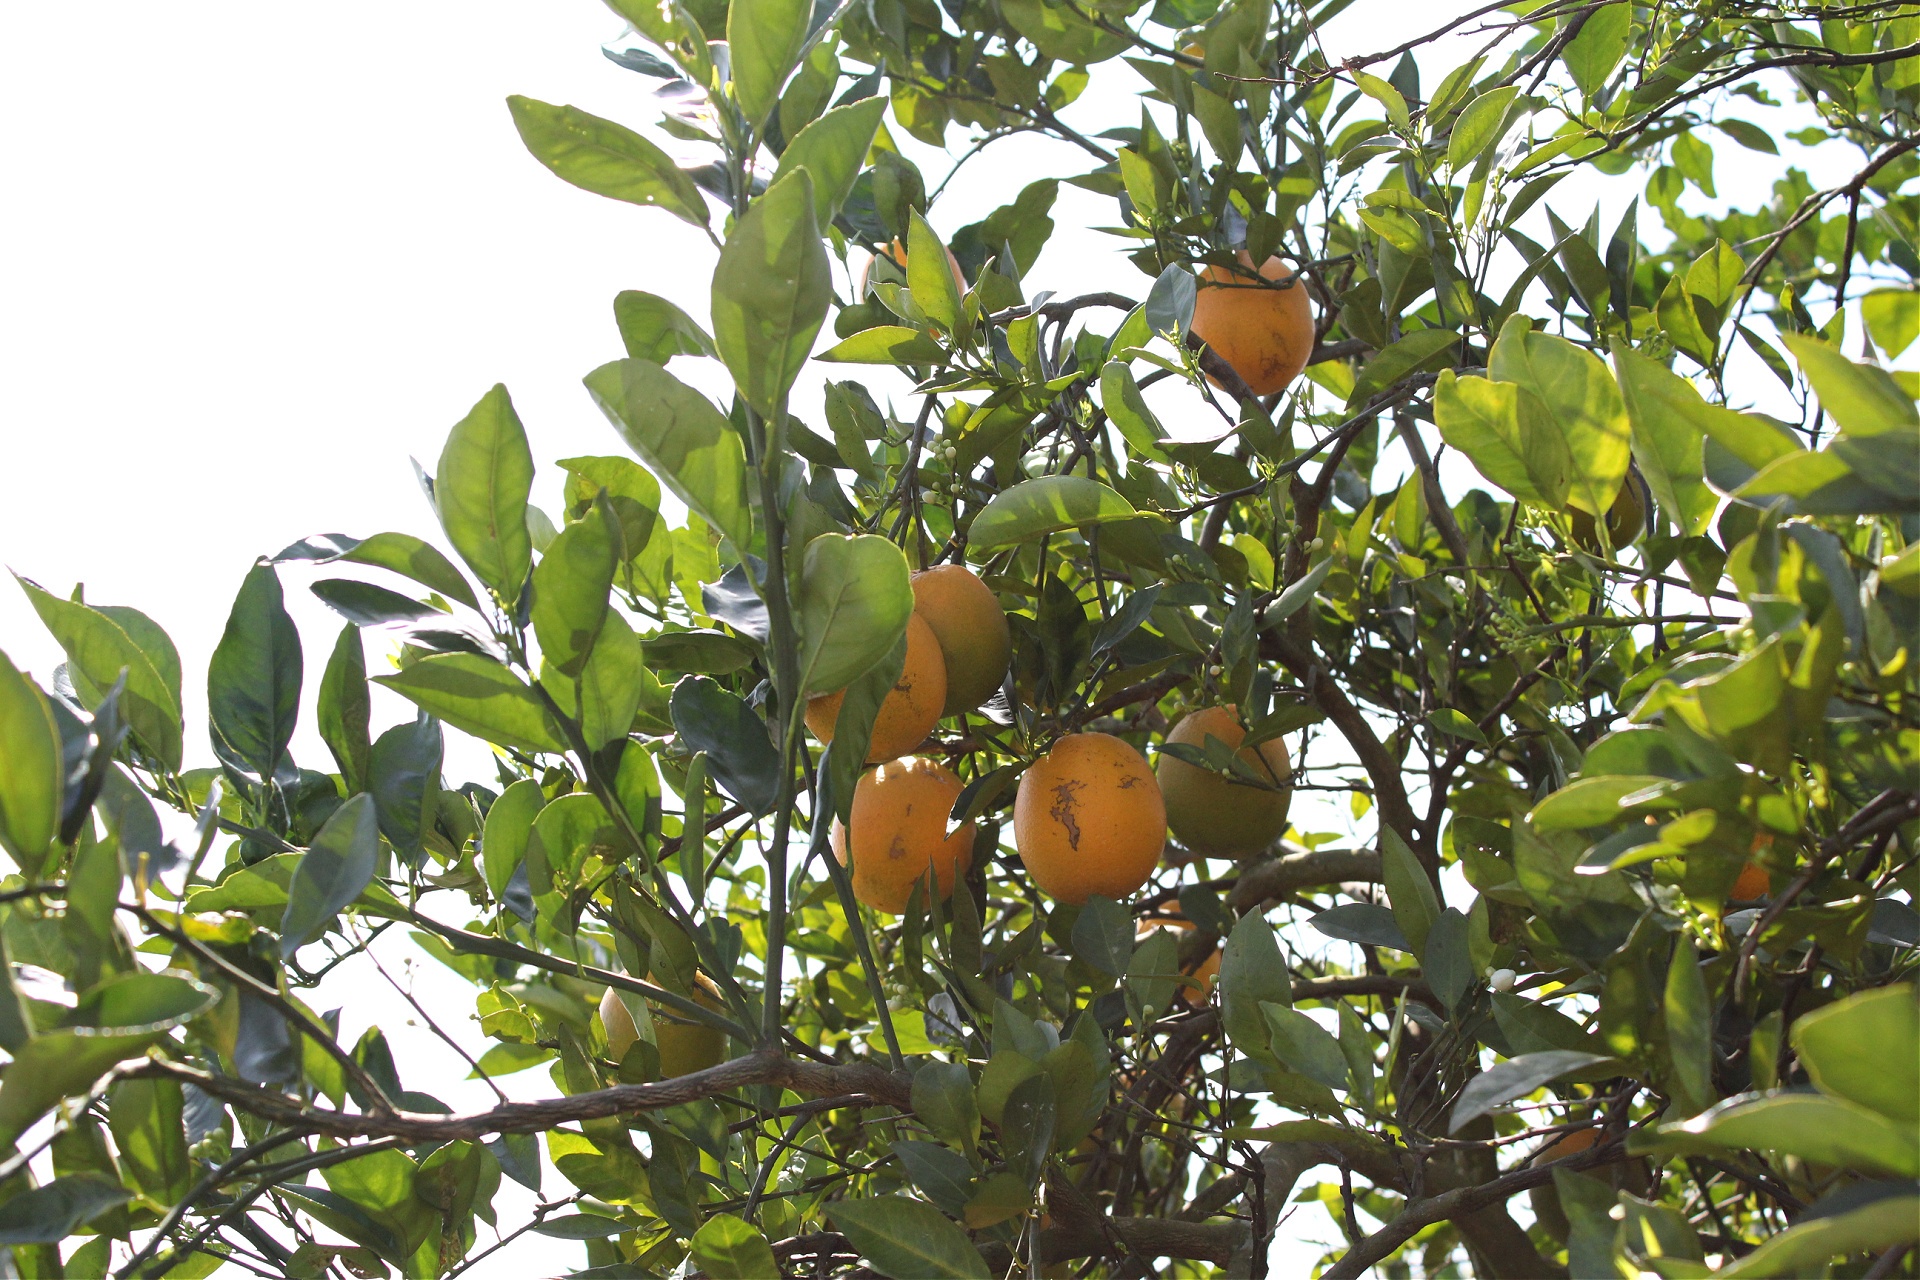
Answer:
xmin=796 ymin=533 xmax=914 ymax=696
xmin=1861 ymin=289 xmax=1919 ymax=357
xmin=817 ymin=325 xmax=949 ymax=365
xmin=1528 ymin=774 xmax=1669 ymax=830
xmin=907 ymin=209 xmax=963 ymax=336
xmin=711 ymin=169 xmax=830 ymax=417
xmin=561 ymin=609 xmax=648 ymax=752
xmin=482 ymin=778 xmax=543 ymax=900
xmin=0 ymin=971 xmax=217 ymax=1147
xmin=368 ymin=712 xmax=442 ymax=862
xmin=826 ymin=1196 xmax=991 ymax=1279
xmin=1790 ymin=984 xmax=1918 ymax=1124
xmin=1265 ymin=1004 xmax=1351 ymax=1091
xmin=1381 ymin=827 xmax=1440 ymax=958
xmin=531 ymin=1212 xmax=631 ymax=1240
xmin=531 ymin=502 xmax=616 ymax=677
xmin=1713 ymin=118 xmax=1778 ymax=154
xmin=1644 ymin=1093 xmax=1919 ymax=1176
xmin=968 ymin=476 xmax=1136 ymax=551
xmin=277 ymin=532 xmax=479 ymax=611
xmin=613 ymin=290 xmax=716 ymax=363
xmin=208 ymin=562 xmax=302 ymax=784
xmin=15 ymin=575 xmax=183 ymax=771
xmin=435 ymin=384 xmax=535 ymax=599
xmin=998 ymin=0 xmax=1130 ymax=63
xmin=690 ymin=1213 xmax=780 ymax=1277
xmin=1663 ymin=935 xmax=1714 ymax=1117
xmin=1450 ymin=1050 xmax=1615 ymax=1132
xmin=1447 ymin=87 xmax=1519 ymax=170
xmin=281 ymin=794 xmax=381 ymax=959
xmin=1718 ymin=1191 xmax=1920 ymax=1278
xmin=1428 ymin=708 xmax=1487 ymax=745
xmin=726 ymin=0 xmax=810 ymax=128
xmin=1433 ymin=371 xmax=1567 ymax=507
xmin=669 ymin=676 xmax=781 ymax=815
xmin=825 ymin=634 xmax=907 ymax=823
xmin=1562 ymin=3 xmax=1630 ymax=97
xmin=1489 ymin=317 xmax=1631 ymax=516
xmin=374 ymin=655 xmax=566 ymax=755
xmin=1611 ymin=345 xmax=1720 ymax=535
xmin=911 ymin=1061 xmax=979 ymax=1157
xmin=310 ymin=579 xmax=442 ymax=627
xmin=506 ymin=95 xmax=707 ymax=227
xmin=770 ymin=96 xmax=886 ymax=225
xmin=1781 ymin=333 xmax=1919 ymax=438
xmin=0 ymin=648 xmax=62 ymax=866
xmin=1424 ymin=907 xmax=1475 ymax=1014
xmin=584 ymin=358 xmax=753 ymax=553
xmin=1220 ymin=912 xmax=1292 ymax=1058
xmin=318 ymin=624 xmax=372 ymax=792
xmin=108 ymin=1077 xmax=190 ymax=1204
xmin=0 ymin=1175 xmax=130 ymax=1245
xmin=1351 ymin=328 xmax=1458 ymax=405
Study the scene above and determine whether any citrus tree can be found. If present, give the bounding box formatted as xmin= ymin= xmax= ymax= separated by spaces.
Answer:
xmin=1 ymin=0 xmax=1917 ymax=1276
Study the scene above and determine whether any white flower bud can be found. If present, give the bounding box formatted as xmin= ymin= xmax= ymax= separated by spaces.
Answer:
xmin=1488 ymin=967 xmax=1517 ymax=992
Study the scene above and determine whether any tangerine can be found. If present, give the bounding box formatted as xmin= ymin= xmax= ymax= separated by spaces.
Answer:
xmin=600 ymin=971 xmax=729 ymax=1078
xmin=1191 ymin=253 xmax=1315 ymax=396
xmin=831 ymin=756 xmax=975 ymax=913
xmin=1014 ymin=732 xmax=1166 ymax=905
xmin=1532 ymin=1126 xmax=1602 ymax=1165
xmin=1730 ymin=861 xmax=1770 ymax=901
xmin=806 ymin=612 xmax=946 ymax=762
xmin=1157 ymin=705 xmax=1293 ymax=857
xmin=912 ymin=565 xmax=1011 ymax=716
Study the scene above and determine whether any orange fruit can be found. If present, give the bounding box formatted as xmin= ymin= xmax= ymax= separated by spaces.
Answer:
xmin=1531 ymin=1127 xmax=1602 ymax=1165
xmin=856 ymin=237 xmax=966 ymax=300
xmin=1014 ymin=732 xmax=1166 ymax=905
xmin=1157 ymin=706 xmax=1293 ymax=857
xmin=600 ymin=972 xmax=729 ymax=1078
xmin=806 ymin=613 xmax=946 ymax=762
xmin=1191 ymin=252 xmax=1314 ymax=396
xmin=912 ymin=565 xmax=1011 ymax=716
xmin=1730 ymin=862 xmax=1770 ymax=901
xmin=1569 ymin=474 xmax=1647 ymax=551
xmin=831 ymin=756 xmax=975 ymax=913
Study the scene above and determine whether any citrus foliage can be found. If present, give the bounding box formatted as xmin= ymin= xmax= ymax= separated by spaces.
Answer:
xmin=1 ymin=0 xmax=1917 ymax=1277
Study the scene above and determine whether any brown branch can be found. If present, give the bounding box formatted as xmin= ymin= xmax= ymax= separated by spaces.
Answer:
xmin=135 ymin=1050 xmax=911 ymax=1144
xmin=1229 ymin=846 xmax=1383 ymax=912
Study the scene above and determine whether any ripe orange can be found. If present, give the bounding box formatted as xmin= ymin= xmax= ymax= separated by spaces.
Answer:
xmin=1156 ymin=706 xmax=1293 ymax=857
xmin=600 ymin=972 xmax=729 ymax=1078
xmin=806 ymin=613 xmax=946 ymax=762
xmin=856 ymin=237 xmax=966 ymax=300
xmin=1531 ymin=1126 xmax=1602 ymax=1165
xmin=1730 ymin=861 xmax=1770 ymax=901
xmin=831 ymin=756 xmax=975 ymax=913
xmin=1014 ymin=732 xmax=1166 ymax=905
xmin=911 ymin=565 xmax=1011 ymax=716
xmin=1191 ymin=253 xmax=1315 ymax=396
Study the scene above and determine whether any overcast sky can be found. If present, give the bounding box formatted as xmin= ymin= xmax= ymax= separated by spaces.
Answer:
xmin=0 ymin=3 xmax=1880 ymax=1275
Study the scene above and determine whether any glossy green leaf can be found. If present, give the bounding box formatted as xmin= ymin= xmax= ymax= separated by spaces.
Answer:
xmin=1265 ymin=1004 xmax=1350 ymax=1091
xmin=558 ymin=608 xmax=647 ymax=751
xmin=1489 ymin=317 xmax=1631 ymax=516
xmin=826 ymin=1196 xmax=991 ymax=1279
xmin=0 ymin=1175 xmax=130 ymax=1245
xmin=669 ymin=676 xmax=781 ymax=814
xmin=583 ymin=358 xmax=753 ymax=553
xmin=1220 ymin=912 xmax=1291 ymax=1058
xmin=1860 ymin=289 xmax=1919 ymax=357
xmin=281 ymin=793 xmax=381 ymax=958
xmin=1645 ymin=1093 xmax=1919 ymax=1176
xmin=1791 ymin=984 xmax=1918 ymax=1124
xmin=817 ymin=325 xmax=949 ymax=364
xmin=0 ymin=648 xmax=62 ymax=866
xmin=506 ymin=95 xmax=707 ymax=226
xmin=1381 ymin=827 xmax=1440 ymax=957
xmin=318 ymin=624 xmax=371 ymax=792
xmin=435 ymin=384 xmax=535 ymax=599
xmin=711 ymin=169 xmax=830 ymax=416
xmin=277 ymin=532 xmax=479 ymax=611
xmin=15 ymin=575 xmax=183 ymax=771
xmin=911 ymin=1060 xmax=979 ymax=1156
xmin=1450 ymin=1050 xmax=1614 ymax=1132
xmin=1433 ymin=371 xmax=1568 ymax=507
xmin=310 ymin=579 xmax=443 ymax=627
xmin=1351 ymin=328 xmax=1458 ymax=406
xmin=1782 ymin=333 xmax=1917 ymax=437
xmin=770 ymin=96 xmax=886 ymax=225
xmin=367 ymin=712 xmax=442 ymax=862
xmin=482 ymin=778 xmax=543 ymax=900
xmin=968 ymin=475 xmax=1136 ymax=551
xmin=612 ymin=290 xmax=715 ymax=363
xmin=907 ymin=209 xmax=963 ymax=335
xmin=726 ymin=0 xmax=810 ymax=127
xmin=1611 ymin=346 xmax=1719 ymax=535
xmin=208 ymin=562 xmax=302 ymax=784
xmin=531 ymin=501 xmax=616 ymax=676
xmin=825 ymin=633 xmax=907 ymax=824
xmin=1663 ymin=935 xmax=1714 ymax=1116
xmin=1447 ymin=87 xmax=1519 ymax=170
xmin=689 ymin=1213 xmax=779 ymax=1277
xmin=108 ymin=1077 xmax=190 ymax=1204
xmin=998 ymin=0 xmax=1130 ymax=62
xmin=1719 ymin=1191 xmax=1920 ymax=1278
xmin=795 ymin=533 xmax=914 ymax=696
xmin=374 ymin=655 xmax=566 ymax=754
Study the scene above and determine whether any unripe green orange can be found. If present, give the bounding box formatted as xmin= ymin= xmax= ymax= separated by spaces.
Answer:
xmin=1156 ymin=706 xmax=1292 ymax=857
xmin=599 ymin=973 xmax=728 ymax=1078
xmin=1569 ymin=473 xmax=1647 ymax=551
xmin=911 ymin=565 xmax=1011 ymax=716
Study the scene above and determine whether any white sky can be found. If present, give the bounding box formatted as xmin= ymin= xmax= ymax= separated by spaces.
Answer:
xmin=0 ymin=2 xmax=1887 ymax=1275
